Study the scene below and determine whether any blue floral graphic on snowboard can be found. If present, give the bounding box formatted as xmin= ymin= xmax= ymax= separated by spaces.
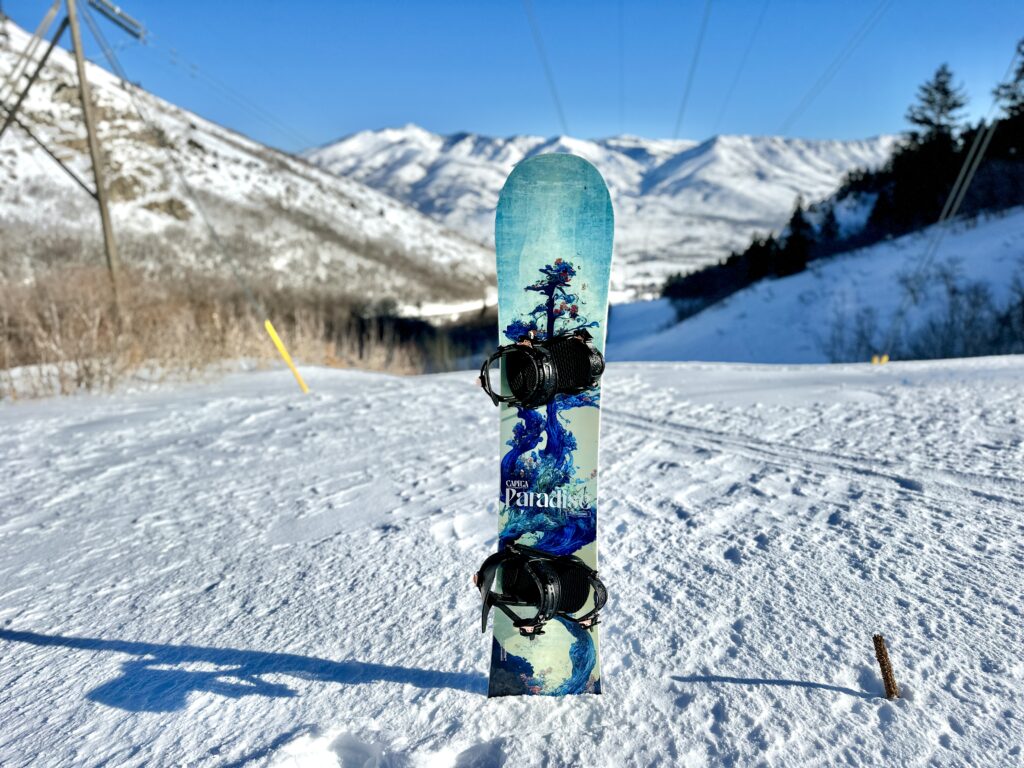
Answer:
xmin=489 ymin=260 xmax=602 ymax=697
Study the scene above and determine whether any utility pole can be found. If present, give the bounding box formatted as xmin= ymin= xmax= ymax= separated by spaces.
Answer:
xmin=66 ymin=0 xmax=122 ymax=320
xmin=0 ymin=1 xmax=144 ymax=325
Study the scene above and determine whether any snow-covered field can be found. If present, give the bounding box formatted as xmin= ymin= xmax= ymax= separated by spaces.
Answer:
xmin=1 ymin=358 xmax=1022 ymax=766
xmin=609 ymin=207 xmax=1024 ymax=364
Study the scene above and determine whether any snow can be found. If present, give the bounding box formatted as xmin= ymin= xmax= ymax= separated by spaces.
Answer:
xmin=609 ymin=207 xmax=1024 ymax=364
xmin=2 ymin=358 xmax=1022 ymax=766
xmin=608 ymin=297 xmax=679 ymax=348
xmin=307 ymin=126 xmax=898 ymax=297
xmin=397 ymin=285 xmax=497 ymax=321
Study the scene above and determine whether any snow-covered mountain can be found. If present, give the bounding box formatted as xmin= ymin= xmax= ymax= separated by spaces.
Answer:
xmin=608 ymin=206 xmax=1024 ymax=363
xmin=307 ymin=125 xmax=899 ymax=297
xmin=0 ymin=19 xmax=492 ymax=309
xmin=2 ymin=358 xmax=1022 ymax=765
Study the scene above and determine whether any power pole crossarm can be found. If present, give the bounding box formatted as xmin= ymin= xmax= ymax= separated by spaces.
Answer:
xmin=86 ymin=0 xmax=144 ymax=40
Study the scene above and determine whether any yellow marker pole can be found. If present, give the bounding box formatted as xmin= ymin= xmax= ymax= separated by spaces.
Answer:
xmin=264 ymin=319 xmax=309 ymax=394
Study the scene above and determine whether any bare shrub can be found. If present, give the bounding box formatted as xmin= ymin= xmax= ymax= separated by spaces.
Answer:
xmin=0 ymin=266 xmax=441 ymax=399
xmin=823 ymin=259 xmax=1024 ymax=362
xmin=995 ymin=276 xmax=1024 ymax=353
xmin=906 ymin=272 xmax=997 ymax=359
xmin=823 ymin=306 xmax=886 ymax=363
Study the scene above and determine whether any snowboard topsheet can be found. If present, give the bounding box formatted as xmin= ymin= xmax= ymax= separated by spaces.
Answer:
xmin=488 ymin=153 xmax=613 ymax=697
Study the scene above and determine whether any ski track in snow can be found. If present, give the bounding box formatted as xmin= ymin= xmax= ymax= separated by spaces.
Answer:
xmin=0 ymin=361 xmax=1022 ymax=766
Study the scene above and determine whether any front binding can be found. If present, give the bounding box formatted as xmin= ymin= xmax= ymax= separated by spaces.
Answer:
xmin=478 ymin=328 xmax=605 ymax=410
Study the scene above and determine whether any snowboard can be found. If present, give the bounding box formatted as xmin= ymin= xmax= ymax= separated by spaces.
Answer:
xmin=487 ymin=153 xmax=613 ymax=697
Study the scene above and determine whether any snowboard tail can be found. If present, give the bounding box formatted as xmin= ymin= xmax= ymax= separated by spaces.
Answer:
xmin=487 ymin=154 xmax=613 ymax=697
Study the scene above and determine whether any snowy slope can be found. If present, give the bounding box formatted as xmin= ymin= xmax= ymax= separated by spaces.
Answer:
xmin=609 ymin=206 xmax=1024 ymax=364
xmin=0 ymin=20 xmax=491 ymax=307
xmin=307 ymin=125 xmax=898 ymax=297
xmin=1 ymin=359 xmax=1022 ymax=766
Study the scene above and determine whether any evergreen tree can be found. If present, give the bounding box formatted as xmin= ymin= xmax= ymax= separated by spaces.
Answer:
xmin=777 ymin=200 xmax=813 ymax=276
xmin=993 ymin=38 xmax=1024 ymax=118
xmin=905 ymin=64 xmax=968 ymax=144
xmin=745 ymin=234 xmax=780 ymax=281
xmin=819 ymin=204 xmax=840 ymax=245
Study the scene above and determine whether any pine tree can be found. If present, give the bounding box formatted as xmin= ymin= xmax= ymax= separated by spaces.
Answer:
xmin=747 ymin=234 xmax=780 ymax=281
xmin=777 ymin=199 xmax=813 ymax=276
xmin=993 ymin=38 xmax=1024 ymax=118
xmin=905 ymin=64 xmax=968 ymax=144
xmin=820 ymin=204 xmax=840 ymax=245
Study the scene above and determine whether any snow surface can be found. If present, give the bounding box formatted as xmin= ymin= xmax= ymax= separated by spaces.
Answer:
xmin=2 ymin=359 xmax=1022 ymax=766
xmin=608 ymin=207 xmax=1024 ymax=364
xmin=307 ymin=126 xmax=898 ymax=297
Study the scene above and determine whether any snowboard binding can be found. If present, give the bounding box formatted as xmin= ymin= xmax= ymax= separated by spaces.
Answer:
xmin=474 ymin=542 xmax=607 ymax=638
xmin=478 ymin=328 xmax=605 ymax=410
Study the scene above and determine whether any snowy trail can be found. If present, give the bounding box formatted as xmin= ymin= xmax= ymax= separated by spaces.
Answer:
xmin=1 ymin=360 xmax=1022 ymax=766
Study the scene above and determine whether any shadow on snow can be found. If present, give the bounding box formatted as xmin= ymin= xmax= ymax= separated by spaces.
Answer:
xmin=0 ymin=629 xmax=487 ymax=712
xmin=672 ymin=673 xmax=877 ymax=699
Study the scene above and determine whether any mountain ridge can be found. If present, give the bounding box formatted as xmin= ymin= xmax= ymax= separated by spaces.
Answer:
xmin=308 ymin=125 xmax=899 ymax=297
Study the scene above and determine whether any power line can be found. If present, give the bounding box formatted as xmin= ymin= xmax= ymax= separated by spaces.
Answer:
xmin=712 ymin=0 xmax=769 ymax=135
xmin=522 ymin=0 xmax=569 ymax=136
xmin=144 ymin=37 xmax=318 ymax=150
xmin=81 ymin=3 xmax=308 ymax=391
xmin=777 ymin=0 xmax=894 ymax=134
xmin=672 ymin=0 xmax=713 ymax=140
xmin=617 ymin=0 xmax=624 ymax=134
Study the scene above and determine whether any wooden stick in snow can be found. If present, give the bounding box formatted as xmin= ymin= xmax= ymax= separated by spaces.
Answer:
xmin=873 ymin=633 xmax=900 ymax=699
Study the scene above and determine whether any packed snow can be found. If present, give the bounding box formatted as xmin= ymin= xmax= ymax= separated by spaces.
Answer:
xmin=609 ymin=206 xmax=1024 ymax=364
xmin=1 ymin=357 xmax=1022 ymax=766
xmin=307 ymin=125 xmax=898 ymax=297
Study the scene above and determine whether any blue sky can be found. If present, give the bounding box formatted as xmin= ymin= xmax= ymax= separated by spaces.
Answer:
xmin=3 ymin=0 xmax=1021 ymax=151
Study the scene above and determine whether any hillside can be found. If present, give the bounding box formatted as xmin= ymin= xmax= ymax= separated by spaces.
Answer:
xmin=307 ymin=125 xmax=898 ymax=297
xmin=609 ymin=206 xmax=1024 ymax=363
xmin=0 ymin=19 xmax=492 ymax=309
xmin=1 ymin=359 xmax=1021 ymax=765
